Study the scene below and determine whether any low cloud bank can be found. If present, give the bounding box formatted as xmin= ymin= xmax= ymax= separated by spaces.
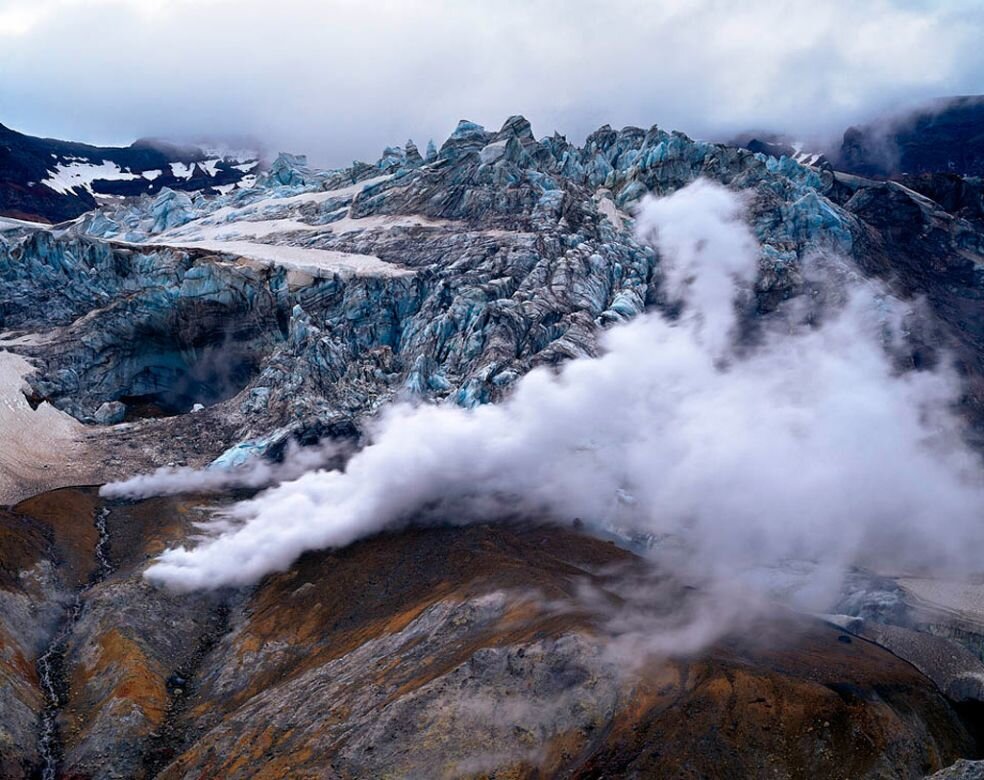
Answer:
xmin=104 ymin=180 xmax=984 ymax=604
xmin=4 ymin=1 xmax=982 ymax=165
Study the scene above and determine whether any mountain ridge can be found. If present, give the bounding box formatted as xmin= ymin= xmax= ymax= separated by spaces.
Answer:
xmin=7 ymin=93 xmax=984 ymax=226
xmin=0 ymin=122 xmax=260 ymax=223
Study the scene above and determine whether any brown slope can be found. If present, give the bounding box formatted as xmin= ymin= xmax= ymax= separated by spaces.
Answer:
xmin=0 ymin=489 xmax=979 ymax=779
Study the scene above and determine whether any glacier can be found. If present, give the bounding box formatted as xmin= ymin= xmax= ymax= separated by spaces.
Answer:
xmin=1 ymin=114 xmax=981 ymax=470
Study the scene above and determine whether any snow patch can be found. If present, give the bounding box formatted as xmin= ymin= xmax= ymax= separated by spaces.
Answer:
xmin=42 ymin=161 xmax=141 ymax=195
xmin=0 ymin=216 xmax=50 ymax=231
xmin=201 ymin=159 xmax=221 ymax=177
xmin=161 ymin=218 xmax=326 ymax=241
xmin=151 ymin=239 xmax=411 ymax=279
xmin=794 ymin=152 xmax=824 ymax=166
xmin=327 ymin=213 xmax=453 ymax=234
xmin=169 ymin=162 xmax=195 ymax=180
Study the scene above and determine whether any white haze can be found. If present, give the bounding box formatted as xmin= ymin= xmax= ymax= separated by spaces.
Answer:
xmin=100 ymin=440 xmax=344 ymax=499
xmin=105 ymin=179 xmax=984 ymax=599
xmin=1 ymin=0 xmax=983 ymax=165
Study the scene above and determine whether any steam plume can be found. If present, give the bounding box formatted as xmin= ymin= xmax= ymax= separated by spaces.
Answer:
xmin=102 ymin=180 xmax=984 ymax=599
xmin=100 ymin=440 xmax=343 ymax=499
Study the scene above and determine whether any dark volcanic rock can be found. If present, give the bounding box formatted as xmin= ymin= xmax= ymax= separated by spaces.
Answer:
xmin=894 ymin=173 xmax=984 ymax=226
xmin=842 ymin=179 xmax=984 ymax=436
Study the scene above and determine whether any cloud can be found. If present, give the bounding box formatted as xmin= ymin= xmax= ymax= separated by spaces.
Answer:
xmin=633 ymin=179 xmax=758 ymax=357
xmin=0 ymin=0 xmax=232 ymax=36
xmin=0 ymin=0 xmax=981 ymax=163
xmin=107 ymin=179 xmax=984 ymax=599
xmin=0 ymin=6 xmax=41 ymax=36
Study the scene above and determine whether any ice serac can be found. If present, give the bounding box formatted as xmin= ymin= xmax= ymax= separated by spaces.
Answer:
xmin=0 ymin=113 xmax=981 ymax=457
xmin=262 ymin=153 xmax=313 ymax=187
xmin=150 ymin=188 xmax=195 ymax=233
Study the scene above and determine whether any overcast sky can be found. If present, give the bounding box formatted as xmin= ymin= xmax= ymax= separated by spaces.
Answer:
xmin=1 ymin=0 xmax=981 ymax=167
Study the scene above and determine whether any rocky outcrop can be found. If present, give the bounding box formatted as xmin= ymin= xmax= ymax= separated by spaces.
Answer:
xmin=894 ymin=173 xmax=984 ymax=227
xmin=929 ymin=760 xmax=984 ymax=779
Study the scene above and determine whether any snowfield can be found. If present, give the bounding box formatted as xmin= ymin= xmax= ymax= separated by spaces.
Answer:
xmin=149 ymin=239 xmax=412 ymax=278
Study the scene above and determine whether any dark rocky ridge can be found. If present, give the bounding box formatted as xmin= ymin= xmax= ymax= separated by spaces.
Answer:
xmin=0 ymin=123 xmax=258 ymax=223
xmin=730 ymin=95 xmax=984 ymax=181
xmin=730 ymin=96 xmax=984 ymax=240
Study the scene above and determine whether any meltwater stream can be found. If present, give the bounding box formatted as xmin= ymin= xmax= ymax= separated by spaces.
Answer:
xmin=37 ymin=507 xmax=114 ymax=780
